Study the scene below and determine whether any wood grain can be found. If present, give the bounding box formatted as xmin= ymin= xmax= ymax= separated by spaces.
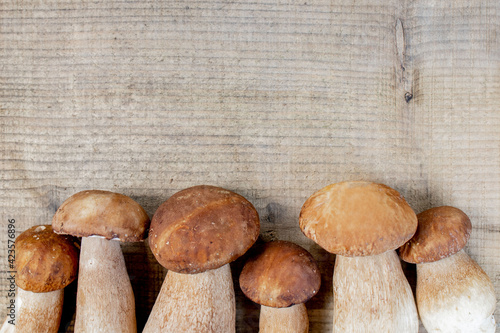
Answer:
xmin=1 ymin=0 xmax=498 ymax=332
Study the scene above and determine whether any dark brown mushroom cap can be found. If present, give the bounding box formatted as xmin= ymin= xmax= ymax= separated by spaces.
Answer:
xmin=15 ymin=225 xmax=80 ymax=293
xmin=399 ymin=206 xmax=472 ymax=263
xmin=239 ymin=240 xmax=321 ymax=308
xmin=299 ymin=181 xmax=418 ymax=257
xmin=149 ymin=185 xmax=260 ymax=274
xmin=52 ymin=190 xmax=150 ymax=242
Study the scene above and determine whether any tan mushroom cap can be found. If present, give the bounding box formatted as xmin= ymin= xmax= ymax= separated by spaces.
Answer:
xmin=52 ymin=190 xmax=150 ymax=242
xmin=15 ymin=225 xmax=80 ymax=293
xmin=149 ymin=185 xmax=260 ymax=274
xmin=399 ymin=206 xmax=472 ymax=263
xmin=239 ymin=240 xmax=321 ymax=308
xmin=299 ymin=181 xmax=418 ymax=257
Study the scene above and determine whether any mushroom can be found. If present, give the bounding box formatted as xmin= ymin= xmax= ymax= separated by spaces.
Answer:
xmin=52 ymin=190 xmax=150 ymax=333
xmin=239 ymin=240 xmax=321 ymax=333
xmin=299 ymin=181 xmax=419 ymax=332
xmin=399 ymin=206 xmax=497 ymax=332
xmin=143 ymin=185 xmax=260 ymax=332
xmin=0 ymin=225 xmax=79 ymax=333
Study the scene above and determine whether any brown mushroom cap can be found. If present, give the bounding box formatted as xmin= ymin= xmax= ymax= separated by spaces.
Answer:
xmin=15 ymin=225 xmax=80 ymax=293
xmin=299 ymin=181 xmax=417 ymax=257
xmin=399 ymin=206 xmax=472 ymax=263
xmin=52 ymin=190 xmax=150 ymax=241
xmin=149 ymin=185 xmax=260 ymax=274
xmin=239 ymin=240 xmax=321 ymax=308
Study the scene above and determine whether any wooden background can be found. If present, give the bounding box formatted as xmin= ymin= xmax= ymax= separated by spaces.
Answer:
xmin=1 ymin=0 xmax=499 ymax=331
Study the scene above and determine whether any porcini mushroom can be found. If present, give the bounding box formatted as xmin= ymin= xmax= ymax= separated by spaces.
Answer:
xmin=399 ymin=206 xmax=497 ymax=332
xmin=239 ymin=240 xmax=321 ymax=333
xmin=0 ymin=225 xmax=79 ymax=333
xmin=299 ymin=181 xmax=419 ymax=332
xmin=143 ymin=185 xmax=260 ymax=332
xmin=52 ymin=190 xmax=150 ymax=332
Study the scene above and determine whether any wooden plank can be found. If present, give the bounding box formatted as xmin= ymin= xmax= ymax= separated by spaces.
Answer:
xmin=406 ymin=3 xmax=500 ymax=331
xmin=1 ymin=0 xmax=498 ymax=331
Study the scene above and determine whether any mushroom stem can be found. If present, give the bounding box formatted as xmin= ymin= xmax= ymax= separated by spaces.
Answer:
xmin=416 ymin=249 xmax=496 ymax=333
xmin=143 ymin=263 xmax=235 ymax=332
xmin=75 ymin=236 xmax=136 ymax=332
xmin=0 ymin=318 xmax=14 ymax=333
xmin=332 ymin=250 xmax=418 ymax=332
xmin=0 ymin=319 xmax=14 ymax=333
xmin=0 ymin=287 xmax=64 ymax=333
xmin=259 ymin=303 xmax=309 ymax=333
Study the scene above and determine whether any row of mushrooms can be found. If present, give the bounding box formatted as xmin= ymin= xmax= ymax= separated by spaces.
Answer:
xmin=1 ymin=182 xmax=497 ymax=332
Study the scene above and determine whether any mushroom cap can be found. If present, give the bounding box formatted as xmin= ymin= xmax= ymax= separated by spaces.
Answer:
xmin=15 ymin=225 xmax=80 ymax=293
xmin=399 ymin=206 xmax=472 ymax=263
xmin=299 ymin=181 xmax=417 ymax=257
xmin=149 ymin=185 xmax=260 ymax=274
xmin=52 ymin=190 xmax=150 ymax=242
xmin=239 ymin=240 xmax=321 ymax=308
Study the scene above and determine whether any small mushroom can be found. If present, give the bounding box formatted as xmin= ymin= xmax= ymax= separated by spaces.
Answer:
xmin=143 ymin=185 xmax=260 ymax=332
xmin=52 ymin=190 xmax=150 ymax=333
xmin=399 ymin=206 xmax=497 ymax=332
xmin=0 ymin=225 xmax=79 ymax=333
xmin=299 ymin=181 xmax=419 ymax=332
xmin=239 ymin=240 xmax=321 ymax=333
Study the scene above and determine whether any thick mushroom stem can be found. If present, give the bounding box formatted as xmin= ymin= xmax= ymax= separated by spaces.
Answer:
xmin=0 ymin=319 xmax=14 ymax=333
xmin=259 ymin=303 xmax=309 ymax=333
xmin=332 ymin=250 xmax=418 ymax=332
xmin=75 ymin=236 xmax=136 ymax=333
xmin=0 ymin=287 xmax=63 ymax=333
xmin=143 ymin=263 xmax=235 ymax=332
xmin=416 ymin=249 xmax=496 ymax=333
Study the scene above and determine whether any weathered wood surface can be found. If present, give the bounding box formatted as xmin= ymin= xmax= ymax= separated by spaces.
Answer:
xmin=1 ymin=0 xmax=499 ymax=332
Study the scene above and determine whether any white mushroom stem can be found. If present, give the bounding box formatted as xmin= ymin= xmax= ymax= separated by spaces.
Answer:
xmin=0 ymin=318 xmax=14 ymax=333
xmin=0 ymin=287 xmax=63 ymax=333
xmin=143 ymin=263 xmax=235 ymax=333
xmin=259 ymin=303 xmax=309 ymax=333
xmin=75 ymin=236 xmax=136 ymax=333
xmin=332 ymin=250 xmax=418 ymax=332
xmin=416 ymin=249 xmax=496 ymax=333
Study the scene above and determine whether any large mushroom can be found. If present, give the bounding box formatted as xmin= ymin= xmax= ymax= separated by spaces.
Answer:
xmin=52 ymin=190 xmax=150 ymax=332
xmin=143 ymin=185 xmax=260 ymax=332
xmin=299 ymin=181 xmax=419 ymax=332
xmin=239 ymin=240 xmax=321 ymax=333
xmin=399 ymin=206 xmax=497 ymax=332
xmin=0 ymin=225 xmax=79 ymax=333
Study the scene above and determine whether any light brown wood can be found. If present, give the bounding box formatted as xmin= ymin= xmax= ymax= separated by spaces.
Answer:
xmin=1 ymin=0 xmax=498 ymax=332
